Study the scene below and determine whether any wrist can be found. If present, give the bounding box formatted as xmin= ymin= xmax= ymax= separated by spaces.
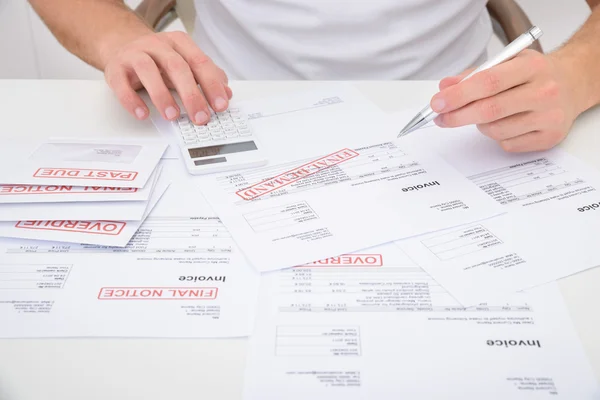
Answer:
xmin=551 ymin=46 xmax=600 ymax=116
xmin=96 ymin=23 xmax=153 ymax=70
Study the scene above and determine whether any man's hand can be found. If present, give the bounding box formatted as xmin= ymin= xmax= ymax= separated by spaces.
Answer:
xmin=430 ymin=50 xmax=583 ymax=152
xmin=29 ymin=0 xmax=232 ymax=125
xmin=104 ymin=31 xmax=232 ymax=124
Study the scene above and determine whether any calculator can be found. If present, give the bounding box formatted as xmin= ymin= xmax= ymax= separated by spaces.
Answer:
xmin=172 ymin=107 xmax=268 ymax=175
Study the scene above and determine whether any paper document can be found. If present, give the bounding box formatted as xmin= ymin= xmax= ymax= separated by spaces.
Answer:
xmin=150 ymin=84 xmax=391 ymax=160
xmin=243 ymin=244 xmax=598 ymax=399
xmin=0 ymin=166 xmax=169 ymax=246
xmin=0 ymin=137 xmax=166 ymax=188
xmin=0 ymin=160 xmax=260 ymax=338
xmin=394 ymin=118 xmax=600 ymax=305
xmin=199 ymin=141 xmax=503 ymax=271
xmin=0 ymin=167 xmax=160 ymax=204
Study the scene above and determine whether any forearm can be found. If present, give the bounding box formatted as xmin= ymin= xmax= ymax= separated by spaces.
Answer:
xmin=28 ymin=0 xmax=153 ymax=70
xmin=552 ymin=4 xmax=600 ymax=114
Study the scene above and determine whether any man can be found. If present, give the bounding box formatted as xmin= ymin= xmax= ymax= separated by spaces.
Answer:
xmin=30 ymin=0 xmax=600 ymax=152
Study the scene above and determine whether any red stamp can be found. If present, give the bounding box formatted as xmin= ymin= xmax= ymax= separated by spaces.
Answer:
xmin=0 ymin=185 xmax=138 ymax=195
xmin=15 ymin=220 xmax=126 ymax=235
xmin=34 ymin=168 xmax=138 ymax=181
xmin=236 ymin=148 xmax=359 ymax=201
xmin=300 ymin=254 xmax=383 ymax=267
xmin=97 ymin=287 xmax=219 ymax=300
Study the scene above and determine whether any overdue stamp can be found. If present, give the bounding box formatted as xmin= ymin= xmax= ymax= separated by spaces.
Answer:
xmin=33 ymin=168 xmax=138 ymax=181
xmin=300 ymin=254 xmax=383 ymax=267
xmin=236 ymin=148 xmax=359 ymax=201
xmin=0 ymin=185 xmax=138 ymax=195
xmin=97 ymin=287 xmax=219 ymax=300
xmin=15 ymin=220 xmax=126 ymax=236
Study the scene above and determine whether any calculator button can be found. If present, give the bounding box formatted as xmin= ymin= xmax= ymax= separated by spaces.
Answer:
xmin=239 ymin=129 xmax=252 ymax=136
xmin=194 ymin=126 xmax=208 ymax=133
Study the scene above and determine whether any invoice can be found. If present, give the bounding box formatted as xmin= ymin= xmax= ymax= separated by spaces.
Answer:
xmin=242 ymin=244 xmax=598 ymax=399
xmin=396 ymin=121 xmax=600 ymax=305
xmin=199 ymin=141 xmax=503 ymax=271
xmin=150 ymin=84 xmax=391 ymax=160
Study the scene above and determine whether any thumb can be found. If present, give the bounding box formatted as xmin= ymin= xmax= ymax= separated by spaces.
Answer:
xmin=438 ymin=67 xmax=476 ymax=90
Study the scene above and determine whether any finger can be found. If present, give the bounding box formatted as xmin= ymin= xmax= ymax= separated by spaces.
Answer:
xmin=477 ymin=109 xmax=565 ymax=141
xmin=499 ymin=130 xmax=563 ymax=153
xmin=435 ymin=82 xmax=540 ymax=128
xmin=105 ymin=68 xmax=149 ymax=120
xmin=130 ymin=53 xmax=179 ymax=121
xmin=431 ymin=56 xmax=535 ymax=114
xmin=225 ymin=85 xmax=233 ymax=100
xmin=146 ymin=44 xmax=210 ymax=125
xmin=163 ymin=73 xmax=176 ymax=90
xmin=438 ymin=68 xmax=476 ymax=90
xmin=166 ymin=33 xmax=229 ymax=113
xmin=221 ymin=68 xmax=229 ymax=85
xmin=477 ymin=112 xmax=534 ymax=141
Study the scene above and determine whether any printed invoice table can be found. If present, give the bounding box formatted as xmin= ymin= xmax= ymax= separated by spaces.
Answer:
xmin=0 ymin=80 xmax=598 ymax=400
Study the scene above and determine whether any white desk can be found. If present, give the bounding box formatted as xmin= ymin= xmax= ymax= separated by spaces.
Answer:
xmin=0 ymin=80 xmax=598 ymax=400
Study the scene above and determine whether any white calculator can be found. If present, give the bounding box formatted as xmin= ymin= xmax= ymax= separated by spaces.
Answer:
xmin=172 ymin=108 xmax=267 ymax=175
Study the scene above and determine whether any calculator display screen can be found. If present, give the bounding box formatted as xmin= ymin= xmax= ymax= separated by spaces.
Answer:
xmin=188 ymin=141 xmax=258 ymax=159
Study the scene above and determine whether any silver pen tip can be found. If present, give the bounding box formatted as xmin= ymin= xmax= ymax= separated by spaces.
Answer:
xmin=397 ymin=124 xmax=412 ymax=138
xmin=528 ymin=26 xmax=543 ymax=40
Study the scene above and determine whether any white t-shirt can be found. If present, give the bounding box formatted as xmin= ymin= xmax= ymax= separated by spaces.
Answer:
xmin=192 ymin=0 xmax=492 ymax=80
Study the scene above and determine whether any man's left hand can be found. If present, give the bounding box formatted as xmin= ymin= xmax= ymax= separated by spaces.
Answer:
xmin=430 ymin=49 xmax=583 ymax=152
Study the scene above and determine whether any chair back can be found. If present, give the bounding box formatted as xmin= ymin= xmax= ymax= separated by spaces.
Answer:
xmin=487 ymin=0 xmax=543 ymax=52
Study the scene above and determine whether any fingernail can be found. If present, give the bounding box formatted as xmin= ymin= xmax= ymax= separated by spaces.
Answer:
xmin=165 ymin=106 xmax=178 ymax=120
xmin=195 ymin=111 xmax=209 ymax=124
xmin=135 ymin=107 xmax=146 ymax=119
xmin=431 ymin=98 xmax=446 ymax=113
xmin=214 ymin=97 xmax=227 ymax=111
xmin=434 ymin=115 xmax=445 ymax=128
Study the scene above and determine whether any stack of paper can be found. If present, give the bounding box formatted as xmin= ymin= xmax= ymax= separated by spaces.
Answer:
xmin=393 ymin=117 xmax=600 ymax=306
xmin=0 ymin=137 xmax=169 ymax=246
xmin=0 ymin=159 xmax=260 ymax=338
xmin=0 ymin=87 xmax=597 ymax=397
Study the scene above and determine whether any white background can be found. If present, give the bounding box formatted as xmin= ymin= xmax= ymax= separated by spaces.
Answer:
xmin=0 ymin=0 xmax=593 ymax=80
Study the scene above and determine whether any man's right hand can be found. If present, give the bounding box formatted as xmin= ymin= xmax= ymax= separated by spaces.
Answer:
xmin=103 ymin=31 xmax=232 ymax=124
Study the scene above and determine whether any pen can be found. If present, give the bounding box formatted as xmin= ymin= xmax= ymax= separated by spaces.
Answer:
xmin=397 ymin=25 xmax=543 ymax=138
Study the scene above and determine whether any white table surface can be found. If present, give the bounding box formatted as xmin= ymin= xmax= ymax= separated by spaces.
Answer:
xmin=0 ymin=80 xmax=598 ymax=400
